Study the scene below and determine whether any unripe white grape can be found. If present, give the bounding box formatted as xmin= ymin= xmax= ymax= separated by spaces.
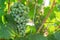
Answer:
xmin=10 ymin=3 xmax=29 ymax=37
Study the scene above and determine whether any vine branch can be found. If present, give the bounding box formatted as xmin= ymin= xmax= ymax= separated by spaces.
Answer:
xmin=18 ymin=0 xmax=21 ymax=2
xmin=37 ymin=0 xmax=56 ymax=33
xmin=8 ymin=0 xmax=10 ymax=14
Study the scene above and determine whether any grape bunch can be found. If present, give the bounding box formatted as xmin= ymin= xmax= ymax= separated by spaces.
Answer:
xmin=10 ymin=3 xmax=29 ymax=36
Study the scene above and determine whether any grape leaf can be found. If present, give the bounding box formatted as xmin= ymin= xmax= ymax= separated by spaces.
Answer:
xmin=47 ymin=34 xmax=57 ymax=40
xmin=38 ymin=0 xmax=43 ymax=4
xmin=49 ymin=12 xmax=56 ymax=20
xmin=54 ymin=31 xmax=60 ymax=40
xmin=27 ymin=34 xmax=48 ymax=40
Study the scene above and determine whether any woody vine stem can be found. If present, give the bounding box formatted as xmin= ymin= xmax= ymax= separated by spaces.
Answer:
xmin=37 ymin=0 xmax=56 ymax=33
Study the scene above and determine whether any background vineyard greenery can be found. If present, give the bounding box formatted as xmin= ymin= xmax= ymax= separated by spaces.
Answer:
xmin=0 ymin=0 xmax=60 ymax=40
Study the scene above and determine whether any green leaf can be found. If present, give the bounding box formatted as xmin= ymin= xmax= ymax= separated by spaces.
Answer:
xmin=4 ymin=14 xmax=18 ymax=34
xmin=55 ymin=21 xmax=60 ymax=25
xmin=0 ymin=23 xmax=11 ymax=39
xmin=0 ymin=10 xmax=4 ymax=16
xmin=47 ymin=34 xmax=57 ymax=40
xmin=58 ymin=0 xmax=60 ymax=3
xmin=49 ymin=12 xmax=56 ymax=20
xmin=55 ymin=4 xmax=60 ymax=12
xmin=27 ymin=34 xmax=48 ymax=40
xmin=29 ymin=8 xmax=34 ymax=19
xmin=0 ymin=16 xmax=2 ymax=23
xmin=0 ymin=20 xmax=17 ymax=39
xmin=4 ymin=14 xmax=16 ymax=24
xmin=38 ymin=0 xmax=43 ymax=4
xmin=44 ymin=7 xmax=50 ymax=17
xmin=54 ymin=31 xmax=60 ymax=40
xmin=0 ymin=3 xmax=6 ymax=16
xmin=0 ymin=0 xmax=5 ymax=5
xmin=6 ymin=0 xmax=15 ymax=3
xmin=10 ymin=0 xmax=15 ymax=2
xmin=14 ymin=37 xmax=28 ymax=40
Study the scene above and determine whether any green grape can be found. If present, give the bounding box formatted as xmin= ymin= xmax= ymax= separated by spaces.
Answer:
xmin=10 ymin=2 xmax=29 ymax=37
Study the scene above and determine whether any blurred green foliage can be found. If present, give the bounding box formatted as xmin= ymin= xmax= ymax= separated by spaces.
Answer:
xmin=0 ymin=0 xmax=60 ymax=40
